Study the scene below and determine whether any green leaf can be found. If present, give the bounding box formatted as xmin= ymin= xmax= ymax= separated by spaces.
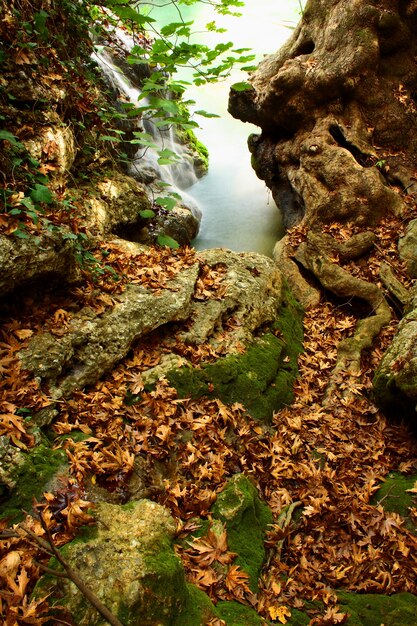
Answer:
xmin=13 ymin=227 xmax=30 ymax=239
xmin=157 ymin=234 xmax=180 ymax=249
xmin=30 ymin=184 xmax=53 ymax=204
xmin=0 ymin=130 xmax=24 ymax=148
xmin=99 ymin=135 xmax=123 ymax=142
xmin=194 ymin=110 xmax=220 ymax=118
xmin=230 ymin=81 xmax=254 ymax=92
xmin=139 ymin=209 xmax=156 ymax=219
xmin=155 ymin=196 xmax=178 ymax=211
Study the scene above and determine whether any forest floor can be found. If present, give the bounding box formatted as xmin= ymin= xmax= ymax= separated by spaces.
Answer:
xmin=1 ymin=209 xmax=417 ymax=624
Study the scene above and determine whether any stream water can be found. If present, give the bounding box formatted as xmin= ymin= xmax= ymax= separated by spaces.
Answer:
xmin=146 ymin=0 xmax=302 ymax=255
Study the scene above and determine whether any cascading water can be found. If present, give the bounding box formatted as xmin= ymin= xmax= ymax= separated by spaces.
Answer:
xmin=92 ymin=42 xmax=202 ymax=220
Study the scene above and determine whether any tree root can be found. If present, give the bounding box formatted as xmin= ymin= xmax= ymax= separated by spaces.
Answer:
xmin=294 ymin=231 xmax=392 ymax=398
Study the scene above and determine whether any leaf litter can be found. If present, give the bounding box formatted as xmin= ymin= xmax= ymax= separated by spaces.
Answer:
xmin=1 ymin=216 xmax=417 ymax=624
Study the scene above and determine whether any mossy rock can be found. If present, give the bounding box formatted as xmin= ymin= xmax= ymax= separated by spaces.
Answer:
xmin=173 ymin=583 xmax=218 ymax=625
xmin=167 ymin=282 xmax=303 ymax=424
xmin=211 ymin=474 xmax=273 ymax=594
xmin=34 ymin=500 xmax=189 ymax=626
xmin=0 ymin=438 xmax=67 ymax=523
xmin=370 ymin=472 xmax=417 ymax=534
xmin=338 ymin=590 xmax=417 ymax=625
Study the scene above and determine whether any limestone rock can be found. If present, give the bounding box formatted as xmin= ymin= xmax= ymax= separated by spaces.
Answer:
xmin=0 ymin=230 xmax=80 ymax=298
xmin=19 ymin=264 xmax=199 ymax=397
xmin=166 ymin=250 xmax=304 ymax=422
xmin=77 ymin=170 xmax=153 ymax=237
xmin=179 ymin=248 xmax=285 ymax=348
xmin=373 ymin=307 xmax=417 ymax=424
xmin=23 ymin=124 xmax=76 ymax=188
xmin=35 ymin=500 xmax=188 ymax=626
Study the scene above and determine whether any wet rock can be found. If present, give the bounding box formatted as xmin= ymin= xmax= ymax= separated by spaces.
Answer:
xmin=77 ymin=170 xmax=153 ymax=237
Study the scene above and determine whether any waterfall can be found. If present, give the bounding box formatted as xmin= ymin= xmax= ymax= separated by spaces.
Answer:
xmin=92 ymin=39 xmax=202 ymax=220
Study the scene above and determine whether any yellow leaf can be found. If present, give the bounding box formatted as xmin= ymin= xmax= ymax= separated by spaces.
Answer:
xmin=268 ymin=605 xmax=291 ymax=623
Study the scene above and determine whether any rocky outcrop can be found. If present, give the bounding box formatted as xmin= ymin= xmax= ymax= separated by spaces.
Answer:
xmin=0 ymin=229 xmax=80 ymax=297
xmin=399 ymin=219 xmax=417 ymax=279
xmin=20 ymin=263 xmax=199 ymax=398
xmin=373 ymin=290 xmax=417 ymax=424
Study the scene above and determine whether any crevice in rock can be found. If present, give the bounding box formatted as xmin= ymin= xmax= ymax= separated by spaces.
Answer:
xmin=291 ymin=39 xmax=315 ymax=57
xmin=328 ymin=124 xmax=371 ymax=167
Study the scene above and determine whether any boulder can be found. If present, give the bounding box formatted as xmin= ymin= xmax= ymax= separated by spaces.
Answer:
xmin=211 ymin=474 xmax=273 ymax=593
xmin=0 ymin=436 xmax=68 ymax=523
xmin=35 ymin=500 xmax=194 ymax=626
xmin=399 ymin=218 xmax=417 ymax=278
xmin=0 ymin=229 xmax=80 ymax=298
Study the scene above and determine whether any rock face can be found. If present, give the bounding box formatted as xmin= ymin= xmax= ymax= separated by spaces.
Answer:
xmin=0 ymin=230 xmax=80 ymax=297
xmin=229 ymin=0 xmax=416 ymax=229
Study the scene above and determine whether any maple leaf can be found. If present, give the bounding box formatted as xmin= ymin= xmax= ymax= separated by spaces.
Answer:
xmin=225 ymin=564 xmax=251 ymax=595
xmin=187 ymin=527 xmax=235 ymax=567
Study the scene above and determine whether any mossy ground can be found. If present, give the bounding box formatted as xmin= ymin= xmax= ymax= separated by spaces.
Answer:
xmin=337 ymin=590 xmax=417 ymax=625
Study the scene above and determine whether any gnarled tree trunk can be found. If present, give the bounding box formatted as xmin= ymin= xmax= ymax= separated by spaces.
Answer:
xmin=229 ymin=0 xmax=417 ymax=229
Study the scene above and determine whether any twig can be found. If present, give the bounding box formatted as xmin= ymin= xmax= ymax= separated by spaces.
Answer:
xmin=20 ymin=514 xmax=125 ymax=626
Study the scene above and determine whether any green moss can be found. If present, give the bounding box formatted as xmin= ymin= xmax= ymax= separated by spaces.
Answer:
xmin=0 ymin=441 xmax=67 ymax=523
xmin=174 ymin=583 xmax=217 ymax=625
xmin=338 ymin=591 xmax=417 ymax=625
xmin=212 ymin=474 xmax=273 ymax=594
xmin=215 ymin=600 xmax=265 ymax=625
xmin=167 ymin=281 xmax=303 ymax=423
xmin=370 ymin=472 xmax=417 ymax=534
xmin=174 ymin=107 xmax=209 ymax=176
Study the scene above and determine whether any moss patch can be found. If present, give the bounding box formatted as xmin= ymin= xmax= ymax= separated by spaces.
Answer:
xmin=212 ymin=474 xmax=273 ymax=593
xmin=0 ymin=440 xmax=67 ymax=523
xmin=370 ymin=471 xmax=417 ymax=534
xmin=338 ymin=591 xmax=417 ymax=625
xmin=167 ymin=282 xmax=303 ymax=423
xmin=174 ymin=583 xmax=217 ymax=625
xmin=215 ymin=600 xmax=265 ymax=625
